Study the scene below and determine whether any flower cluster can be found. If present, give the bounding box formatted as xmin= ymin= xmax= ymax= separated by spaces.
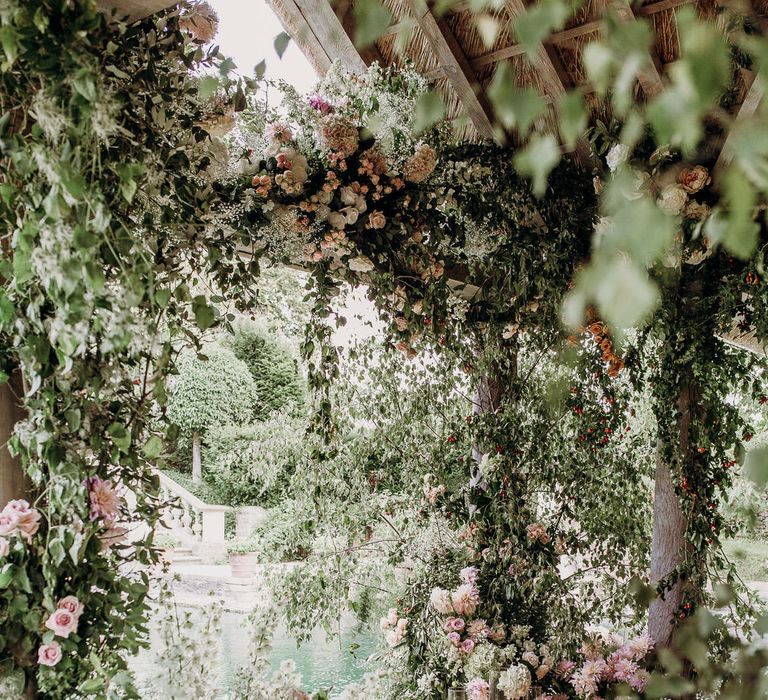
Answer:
xmin=39 ymin=596 xmax=85 ymax=667
xmin=559 ymin=629 xmax=653 ymax=697
xmin=380 ymin=607 xmax=409 ymax=648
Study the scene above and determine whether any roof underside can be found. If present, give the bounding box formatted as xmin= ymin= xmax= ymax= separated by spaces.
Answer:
xmin=267 ymin=0 xmax=760 ymax=160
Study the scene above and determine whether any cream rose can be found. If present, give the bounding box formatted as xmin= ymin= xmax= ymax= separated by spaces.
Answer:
xmin=348 ymin=255 xmax=375 ymax=273
xmin=0 ymin=536 xmax=8 ymax=557
xmin=657 ymin=183 xmax=688 ymax=215
xmin=366 ymin=210 xmax=386 ymax=229
xmin=606 ymin=143 xmax=629 ymax=172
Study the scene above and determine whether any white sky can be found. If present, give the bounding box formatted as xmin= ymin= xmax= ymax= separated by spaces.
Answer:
xmin=209 ymin=0 xmax=381 ymax=347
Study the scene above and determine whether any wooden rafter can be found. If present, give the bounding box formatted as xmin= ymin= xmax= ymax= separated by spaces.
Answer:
xmin=408 ymin=0 xmax=495 ymax=139
xmin=714 ymin=70 xmax=765 ymax=177
xmin=610 ymin=0 xmax=664 ymax=99
xmin=384 ymin=0 xmax=693 ymax=74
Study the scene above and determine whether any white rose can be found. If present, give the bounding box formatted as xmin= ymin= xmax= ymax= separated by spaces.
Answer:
xmin=355 ymin=195 xmax=367 ymax=213
xmin=348 ymin=255 xmax=375 ymax=272
xmin=342 ymin=206 xmax=359 ymax=225
xmin=606 ymin=143 xmax=629 ymax=172
xmin=657 ymin=183 xmax=688 ymax=215
xmin=340 ymin=186 xmax=357 ymax=206
xmin=317 ymin=190 xmax=333 ymax=205
xmin=328 ymin=211 xmax=346 ymax=230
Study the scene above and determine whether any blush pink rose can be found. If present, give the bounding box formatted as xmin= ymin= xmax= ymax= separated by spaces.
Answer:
xmin=57 ymin=596 xmax=84 ymax=619
xmin=0 ymin=536 xmax=8 ymax=557
xmin=0 ymin=514 xmax=15 ymax=537
xmin=45 ymin=608 xmax=78 ymax=638
xmin=38 ymin=641 xmax=62 ymax=667
xmin=14 ymin=509 xmax=41 ymax=541
xmin=461 ymin=637 xmax=475 ymax=654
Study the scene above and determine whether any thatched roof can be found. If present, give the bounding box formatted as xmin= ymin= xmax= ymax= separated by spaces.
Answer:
xmin=268 ymin=0 xmax=761 ymax=166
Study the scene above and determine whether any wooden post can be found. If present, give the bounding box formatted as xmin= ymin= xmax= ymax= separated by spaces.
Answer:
xmin=191 ymin=431 xmax=202 ymax=485
xmin=0 ymin=367 xmax=29 ymax=506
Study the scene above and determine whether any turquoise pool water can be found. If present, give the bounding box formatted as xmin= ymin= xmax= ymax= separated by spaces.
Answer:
xmin=221 ymin=610 xmax=378 ymax=694
xmin=132 ymin=606 xmax=379 ymax=698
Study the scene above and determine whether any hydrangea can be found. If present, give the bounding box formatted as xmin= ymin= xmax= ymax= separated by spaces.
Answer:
xmin=497 ymin=663 xmax=531 ymax=700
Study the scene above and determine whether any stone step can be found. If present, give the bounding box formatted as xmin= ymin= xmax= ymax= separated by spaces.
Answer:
xmin=171 ymin=547 xmax=194 ymax=555
xmin=169 ymin=554 xmax=204 ymax=565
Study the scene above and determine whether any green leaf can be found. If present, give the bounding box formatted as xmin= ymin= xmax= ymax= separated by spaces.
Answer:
xmin=198 ymin=76 xmax=220 ymax=101
xmin=511 ymin=0 xmax=570 ymax=60
xmin=594 ymin=256 xmax=659 ymax=330
xmin=488 ymin=64 xmax=546 ymax=134
xmin=0 ymin=563 xmax=13 ymax=589
xmin=413 ymin=92 xmax=446 ymax=133
xmin=354 ymin=0 xmax=393 ymax=48
xmin=274 ymin=31 xmax=291 ymax=59
xmin=143 ymin=436 xmax=163 ymax=460
xmin=645 ymin=674 xmax=695 ymax=698
xmin=79 ymin=677 xmax=104 ymax=694
xmin=192 ymin=295 xmax=216 ymax=331
xmin=557 ymin=92 xmax=587 ymax=150
xmin=0 ymin=26 xmax=19 ymax=66
xmin=108 ymin=423 xmax=132 ymax=453
xmin=72 ymin=69 xmax=97 ymax=102
xmin=513 ymin=134 xmax=560 ymax=196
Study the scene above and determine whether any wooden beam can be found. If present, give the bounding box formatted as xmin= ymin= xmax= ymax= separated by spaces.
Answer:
xmin=266 ymin=0 xmax=333 ymax=74
xmin=267 ymin=0 xmax=369 ymax=76
xmin=96 ymin=0 xmax=176 ymax=21
xmin=408 ymin=0 xmax=495 ymax=138
xmin=714 ymin=71 xmax=764 ymax=177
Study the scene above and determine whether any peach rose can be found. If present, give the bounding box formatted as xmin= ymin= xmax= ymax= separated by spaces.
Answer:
xmin=366 ymin=210 xmax=386 ymax=230
xmin=37 ymin=641 xmax=63 ymax=667
xmin=679 ymin=165 xmax=710 ymax=194
xmin=15 ymin=509 xmax=41 ymax=541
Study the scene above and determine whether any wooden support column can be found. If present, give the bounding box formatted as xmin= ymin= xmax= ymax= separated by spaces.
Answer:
xmin=714 ymin=71 xmax=764 ymax=178
xmin=0 ymin=365 xmax=28 ymax=507
xmin=648 ymin=386 xmax=694 ymax=647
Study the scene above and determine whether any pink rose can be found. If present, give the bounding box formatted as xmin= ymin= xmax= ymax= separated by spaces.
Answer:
xmin=15 ymin=509 xmax=41 ymax=541
xmin=57 ymin=596 xmax=84 ymax=619
xmin=45 ymin=608 xmax=78 ymax=638
xmin=0 ymin=513 xmax=16 ymax=537
xmin=446 ymin=631 xmax=461 ymax=646
xmin=38 ymin=641 xmax=63 ymax=667
xmin=3 ymin=499 xmax=31 ymax=515
xmin=0 ymin=536 xmax=8 ymax=557
xmin=461 ymin=637 xmax=475 ymax=654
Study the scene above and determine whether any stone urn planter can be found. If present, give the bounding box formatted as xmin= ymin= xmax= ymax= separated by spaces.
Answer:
xmin=228 ymin=552 xmax=260 ymax=578
xmin=226 ymin=538 xmax=260 ymax=579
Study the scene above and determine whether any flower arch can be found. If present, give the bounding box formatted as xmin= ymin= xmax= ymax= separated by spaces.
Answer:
xmin=1 ymin=0 xmax=768 ymax=698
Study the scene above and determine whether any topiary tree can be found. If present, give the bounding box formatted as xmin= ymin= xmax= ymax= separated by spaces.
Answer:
xmin=168 ymin=346 xmax=257 ymax=483
xmin=224 ymin=322 xmax=305 ymax=419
